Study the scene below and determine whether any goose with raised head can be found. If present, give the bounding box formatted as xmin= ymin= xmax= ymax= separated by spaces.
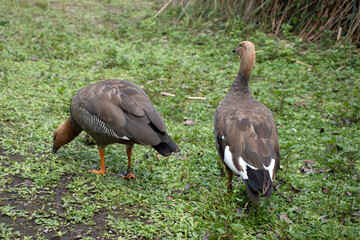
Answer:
xmin=53 ymin=79 xmax=179 ymax=179
xmin=214 ymin=41 xmax=280 ymax=203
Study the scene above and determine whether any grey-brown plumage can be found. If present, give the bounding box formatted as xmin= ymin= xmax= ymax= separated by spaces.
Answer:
xmin=53 ymin=79 xmax=179 ymax=178
xmin=214 ymin=41 xmax=280 ymax=203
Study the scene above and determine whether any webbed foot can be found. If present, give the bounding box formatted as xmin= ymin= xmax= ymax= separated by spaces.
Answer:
xmin=88 ymin=169 xmax=108 ymax=175
xmin=119 ymin=168 xmax=135 ymax=179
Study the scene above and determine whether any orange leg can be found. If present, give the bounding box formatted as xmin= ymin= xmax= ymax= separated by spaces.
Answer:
xmin=88 ymin=148 xmax=108 ymax=175
xmin=120 ymin=144 xmax=135 ymax=179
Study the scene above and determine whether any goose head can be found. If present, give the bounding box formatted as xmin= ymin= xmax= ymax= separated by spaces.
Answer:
xmin=232 ymin=41 xmax=256 ymax=79
xmin=52 ymin=118 xmax=80 ymax=153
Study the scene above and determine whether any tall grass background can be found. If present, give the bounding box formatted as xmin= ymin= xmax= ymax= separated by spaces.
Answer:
xmin=160 ymin=0 xmax=360 ymax=43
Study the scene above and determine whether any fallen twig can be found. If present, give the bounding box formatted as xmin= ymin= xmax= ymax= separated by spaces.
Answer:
xmin=160 ymin=92 xmax=175 ymax=97
xmin=336 ymin=65 xmax=346 ymax=71
xmin=336 ymin=27 xmax=342 ymax=43
xmin=160 ymin=92 xmax=206 ymax=100
xmin=289 ymin=58 xmax=314 ymax=68
xmin=187 ymin=96 xmax=207 ymax=100
xmin=154 ymin=0 xmax=173 ymax=18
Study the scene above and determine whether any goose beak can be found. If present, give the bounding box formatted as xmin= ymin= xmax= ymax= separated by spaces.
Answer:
xmin=232 ymin=48 xmax=236 ymax=53
xmin=52 ymin=145 xmax=59 ymax=154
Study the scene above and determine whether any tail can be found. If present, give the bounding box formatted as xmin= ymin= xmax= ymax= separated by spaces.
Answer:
xmin=153 ymin=131 xmax=179 ymax=156
xmin=244 ymin=167 xmax=272 ymax=203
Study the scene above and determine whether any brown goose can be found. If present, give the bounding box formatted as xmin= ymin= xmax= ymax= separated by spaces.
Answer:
xmin=214 ymin=41 xmax=280 ymax=203
xmin=53 ymin=79 xmax=179 ymax=179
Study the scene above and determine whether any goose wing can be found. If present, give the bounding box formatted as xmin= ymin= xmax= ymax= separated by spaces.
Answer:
xmin=215 ymin=105 xmax=279 ymax=179
xmin=83 ymin=79 xmax=167 ymax=146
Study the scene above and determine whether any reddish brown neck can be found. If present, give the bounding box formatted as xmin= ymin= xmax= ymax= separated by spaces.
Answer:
xmin=57 ymin=118 xmax=81 ymax=146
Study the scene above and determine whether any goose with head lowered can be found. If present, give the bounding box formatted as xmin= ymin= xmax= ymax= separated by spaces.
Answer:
xmin=214 ymin=41 xmax=280 ymax=203
xmin=53 ymin=79 xmax=179 ymax=179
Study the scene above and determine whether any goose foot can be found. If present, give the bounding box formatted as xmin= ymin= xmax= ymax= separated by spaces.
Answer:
xmin=88 ymin=169 xmax=108 ymax=175
xmin=119 ymin=168 xmax=135 ymax=179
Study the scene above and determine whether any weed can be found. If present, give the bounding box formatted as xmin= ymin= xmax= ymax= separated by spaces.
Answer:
xmin=0 ymin=0 xmax=359 ymax=239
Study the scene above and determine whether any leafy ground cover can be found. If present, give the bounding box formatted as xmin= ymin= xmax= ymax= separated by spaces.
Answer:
xmin=0 ymin=0 xmax=359 ymax=239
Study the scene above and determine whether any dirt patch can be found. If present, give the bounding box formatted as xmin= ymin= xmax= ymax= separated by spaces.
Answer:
xmin=0 ymin=170 xmax=144 ymax=238
xmin=53 ymin=175 xmax=70 ymax=208
xmin=0 ymin=183 xmax=49 ymax=238
xmin=0 ymin=147 xmax=25 ymax=167
xmin=0 ymin=172 xmax=99 ymax=239
xmin=0 ymin=144 xmax=154 ymax=239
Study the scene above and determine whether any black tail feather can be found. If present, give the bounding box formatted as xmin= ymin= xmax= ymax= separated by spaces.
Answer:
xmin=244 ymin=167 xmax=273 ymax=203
xmin=244 ymin=180 xmax=260 ymax=203
xmin=152 ymin=131 xmax=179 ymax=156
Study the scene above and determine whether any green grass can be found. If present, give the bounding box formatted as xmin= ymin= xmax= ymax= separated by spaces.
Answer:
xmin=0 ymin=0 xmax=359 ymax=239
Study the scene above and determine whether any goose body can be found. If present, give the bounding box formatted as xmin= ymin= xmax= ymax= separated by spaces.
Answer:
xmin=214 ymin=41 xmax=279 ymax=203
xmin=53 ymin=79 xmax=179 ymax=178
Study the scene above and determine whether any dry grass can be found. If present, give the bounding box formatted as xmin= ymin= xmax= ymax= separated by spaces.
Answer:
xmin=163 ymin=0 xmax=360 ymax=44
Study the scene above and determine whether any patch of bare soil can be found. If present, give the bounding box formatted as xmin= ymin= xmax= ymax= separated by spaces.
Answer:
xmin=0 ymin=148 xmax=147 ymax=239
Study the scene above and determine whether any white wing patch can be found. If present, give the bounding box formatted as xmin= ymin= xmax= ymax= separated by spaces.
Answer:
xmin=120 ymin=136 xmax=130 ymax=141
xmin=263 ymin=158 xmax=276 ymax=181
xmin=221 ymin=135 xmax=225 ymax=140
xmin=224 ymin=146 xmax=258 ymax=180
